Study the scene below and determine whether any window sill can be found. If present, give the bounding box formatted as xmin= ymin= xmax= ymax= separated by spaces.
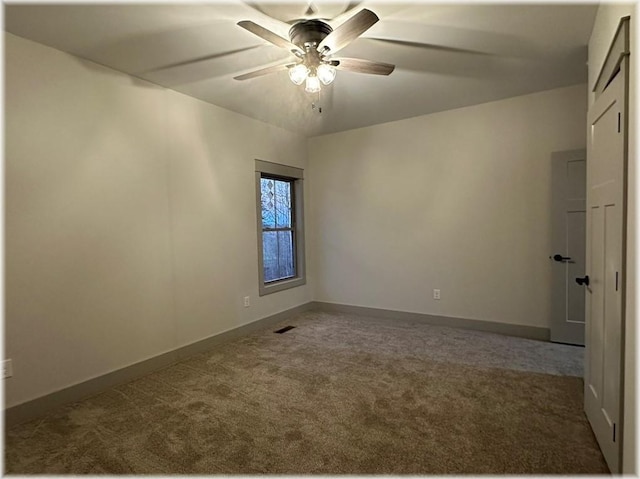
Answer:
xmin=259 ymin=276 xmax=307 ymax=296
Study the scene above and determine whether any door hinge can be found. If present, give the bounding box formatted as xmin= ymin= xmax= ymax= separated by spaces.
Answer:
xmin=613 ymin=423 xmax=616 ymax=442
xmin=616 ymin=271 xmax=619 ymax=291
xmin=618 ymin=112 xmax=621 ymax=133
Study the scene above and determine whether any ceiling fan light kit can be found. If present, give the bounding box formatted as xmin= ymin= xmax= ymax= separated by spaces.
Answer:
xmin=288 ymin=46 xmax=338 ymax=91
xmin=305 ymin=74 xmax=321 ymax=93
xmin=288 ymin=64 xmax=309 ymax=85
xmin=235 ymin=9 xmax=395 ymax=94
xmin=316 ymin=63 xmax=336 ymax=84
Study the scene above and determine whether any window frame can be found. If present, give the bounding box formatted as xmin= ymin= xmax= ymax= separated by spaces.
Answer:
xmin=255 ymin=159 xmax=306 ymax=296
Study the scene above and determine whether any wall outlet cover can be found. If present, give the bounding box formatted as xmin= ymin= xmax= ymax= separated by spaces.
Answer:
xmin=3 ymin=359 xmax=13 ymax=379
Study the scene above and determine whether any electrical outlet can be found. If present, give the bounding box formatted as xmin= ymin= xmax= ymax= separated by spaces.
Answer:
xmin=2 ymin=359 xmax=13 ymax=379
xmin=243 ymin=296 xmax=250 ymax=307
xmin=433 ymin=289 xmax=441 ymax=300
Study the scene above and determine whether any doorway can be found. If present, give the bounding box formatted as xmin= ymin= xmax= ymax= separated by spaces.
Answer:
xmin=550 ymin=149 xmax=587 ymax=346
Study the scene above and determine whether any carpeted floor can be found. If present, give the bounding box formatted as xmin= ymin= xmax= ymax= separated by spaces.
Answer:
xmin=4 ymin=310 xmax=608 ymax=474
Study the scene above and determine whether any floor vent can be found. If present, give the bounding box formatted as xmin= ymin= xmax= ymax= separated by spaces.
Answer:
xmin=274 ymin=326 xmax=296 ymax=334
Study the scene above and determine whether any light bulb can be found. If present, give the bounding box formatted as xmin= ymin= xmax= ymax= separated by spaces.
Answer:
xmin=317 ymin=63 xmax=336 ymax=85
xmin=305 ymin=75 xmax=321 ymax=93
xmin=288 ymin=64 xmax=309 ymax=85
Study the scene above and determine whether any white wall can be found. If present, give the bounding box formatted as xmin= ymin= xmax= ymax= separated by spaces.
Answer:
xmin=308 ymin=84 xmax=587 ymax=329
xmin=588 ymin=4 xmax=637 ymax=474
xmin=4 ymin=32 xmax=312 ymax=408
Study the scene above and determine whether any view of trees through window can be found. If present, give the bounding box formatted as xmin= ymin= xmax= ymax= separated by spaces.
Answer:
xmin=260 ymin=176 xmax=295 ymax=283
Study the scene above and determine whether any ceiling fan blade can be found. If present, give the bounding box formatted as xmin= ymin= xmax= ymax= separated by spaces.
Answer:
xmin=237 ymin=20 xmax=303 ymax=55
xmin=332 ymin=57 xmax=395 ymax=75
xmin=234 ymin=62 xmax=297 ymax=80
xmin=317 ymin=8 xmax=379 ymax=55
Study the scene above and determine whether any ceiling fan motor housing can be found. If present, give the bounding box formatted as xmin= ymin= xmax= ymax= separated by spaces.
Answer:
xmin=289 ymin=20 xmax=333 ymax=49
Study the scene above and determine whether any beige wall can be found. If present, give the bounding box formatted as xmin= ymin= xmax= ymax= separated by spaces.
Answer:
xmin=588 ymin=4 xmax=637 ymax=474
xmin=308 ymin=84 xmax=587 ymax=329
xmin=4 ymin=32 xmax=312 ymax=408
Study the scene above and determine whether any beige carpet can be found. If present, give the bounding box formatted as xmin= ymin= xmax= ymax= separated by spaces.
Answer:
xmin=4 ymin=311 xmax=608 ymax=474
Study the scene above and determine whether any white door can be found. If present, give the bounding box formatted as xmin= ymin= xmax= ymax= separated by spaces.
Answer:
xmin=550 ymin=150 xmax=586 ymax=345
xmin=584 ymin=68 xmax=625 ymax=473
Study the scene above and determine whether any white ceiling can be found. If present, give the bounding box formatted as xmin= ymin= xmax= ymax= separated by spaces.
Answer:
xmin=4 ymin=2 xmax=597 ymax=137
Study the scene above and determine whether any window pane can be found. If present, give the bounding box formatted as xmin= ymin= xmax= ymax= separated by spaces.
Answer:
xmin=261 ymin=178 xmax=276 ymax=229
xmin=277 ymin=230 xmax=295 ymax=278
xmin=262 ymin=231 xmax=277 ymax=282
xmin=263 ymin=231 xmax=295 ymax=283
xmin=274 ymin=180 xmax=292 ymax=228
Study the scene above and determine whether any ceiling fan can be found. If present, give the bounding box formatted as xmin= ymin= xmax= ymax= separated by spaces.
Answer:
xmin=234 ymin=8 xmax=395 ymax=93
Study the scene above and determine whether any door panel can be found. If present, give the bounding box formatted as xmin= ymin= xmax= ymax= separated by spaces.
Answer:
xmin=567 ymin=159 xmax=587 ymax=197
xmin=567 ymin=210 xmax=586 ymax=323
xmin=587 ymin=205 xmax=604 ymax=398
xmin=585 ymin=67 xmax=625 ymax=473
xmin=602 ymin=203 xmax=621 ymax=426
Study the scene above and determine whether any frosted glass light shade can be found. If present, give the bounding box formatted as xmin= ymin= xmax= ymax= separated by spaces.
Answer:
xmin=317 ymin=64 xmax=336 ymax=85
xmin=305 ymin=75 xmax=321 ymax=93
xmin=289 ymin=64 xmax=309 ymax=85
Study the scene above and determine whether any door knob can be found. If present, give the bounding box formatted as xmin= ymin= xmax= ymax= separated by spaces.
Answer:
xmin=552 ymin=254 xmax=572 ymax=262
xmin=576 ymin=275 xmax=590 ymax=286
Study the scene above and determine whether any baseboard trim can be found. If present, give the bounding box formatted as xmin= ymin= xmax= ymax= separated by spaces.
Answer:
xmin=310 ymin=301 xmax=550 ymax=342
xmin=4 ymin=302 xmax=314 ymax=427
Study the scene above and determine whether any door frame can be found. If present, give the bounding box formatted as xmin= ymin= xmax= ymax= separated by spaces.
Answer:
xmin=587 ymin=15 xmax=630 ymax=473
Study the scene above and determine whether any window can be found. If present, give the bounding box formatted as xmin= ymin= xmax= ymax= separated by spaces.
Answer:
xmin=255 ymin=160 xmax=305 ymax=295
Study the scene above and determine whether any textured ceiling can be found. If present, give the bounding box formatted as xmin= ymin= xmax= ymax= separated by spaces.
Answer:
xmin=4 ymin=2 xmax=597 ymax=137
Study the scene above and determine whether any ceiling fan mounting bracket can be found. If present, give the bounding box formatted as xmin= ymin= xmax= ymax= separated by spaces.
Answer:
xmin=289 ymin=20 xmax=333 ymax=49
